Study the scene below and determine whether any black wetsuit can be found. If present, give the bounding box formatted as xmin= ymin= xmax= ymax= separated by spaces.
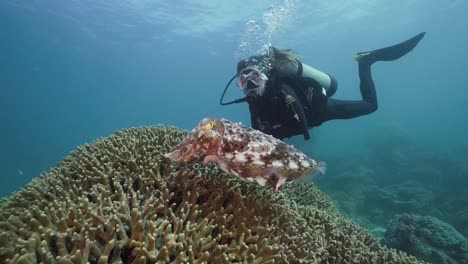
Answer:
xmin=245 ymin=32 xmax=425 ymax=140
xmin=246 ymin=60 xmax=377 ymax=140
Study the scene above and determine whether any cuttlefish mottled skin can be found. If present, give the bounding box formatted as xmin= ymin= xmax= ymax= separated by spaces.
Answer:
xmin=164 ymin=118 xmax=326 ymax=190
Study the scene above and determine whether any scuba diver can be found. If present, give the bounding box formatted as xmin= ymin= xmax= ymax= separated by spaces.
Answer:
xmin=220 ymin=32 xmax=426 ymax=140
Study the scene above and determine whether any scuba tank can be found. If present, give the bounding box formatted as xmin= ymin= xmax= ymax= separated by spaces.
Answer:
xmin=296 ymin=60 xmax=337 ymax=98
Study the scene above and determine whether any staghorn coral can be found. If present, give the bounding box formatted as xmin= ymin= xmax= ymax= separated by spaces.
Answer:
xmin=0 ymin=125 xmax=424 ymax=263
xmin=282 ymin=182 xmax=339 ymax=216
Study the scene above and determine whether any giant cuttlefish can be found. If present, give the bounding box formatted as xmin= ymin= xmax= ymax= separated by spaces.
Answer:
xmin=164 ymin=118 xmax=326 ymax=190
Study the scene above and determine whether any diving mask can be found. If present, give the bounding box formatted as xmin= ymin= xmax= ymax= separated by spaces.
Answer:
xmin=236 ymin=66 xmax=268 ymax=96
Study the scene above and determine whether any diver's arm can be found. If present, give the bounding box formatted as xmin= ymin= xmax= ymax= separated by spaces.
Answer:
xmin=250 ymin=113 xmax=259 ymax=130
xmin=248 ymin=103 xmax=260 ymax=130
xmin=280 ymin=84 xmax=310 ymax=140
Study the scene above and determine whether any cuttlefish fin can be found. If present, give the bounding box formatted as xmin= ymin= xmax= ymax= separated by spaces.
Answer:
xmin=295 ymin=161 xmax=327 ymax=184
xmin=316 ymin=161 xmax=327 ymax=175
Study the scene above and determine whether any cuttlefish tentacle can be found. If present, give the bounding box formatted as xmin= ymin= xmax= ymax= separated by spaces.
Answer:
xmin=164 ymin=144 xmax=199 ymax=166
xmin=202 ymin=154 xmax=219 ymax=166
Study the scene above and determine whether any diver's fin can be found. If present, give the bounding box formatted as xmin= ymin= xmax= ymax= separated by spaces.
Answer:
xmin=354 ymin=32 xmax=426 ymax=64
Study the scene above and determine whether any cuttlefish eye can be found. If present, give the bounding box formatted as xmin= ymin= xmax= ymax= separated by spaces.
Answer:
xmin=201 ymin=121 xmax=215 ymax=132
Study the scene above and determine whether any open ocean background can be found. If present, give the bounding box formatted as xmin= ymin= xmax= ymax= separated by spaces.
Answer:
xmin=2 ymin=1 xmax=468 ymax=261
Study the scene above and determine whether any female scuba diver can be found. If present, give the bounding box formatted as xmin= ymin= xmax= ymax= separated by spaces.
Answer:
xmin=220 ymin=32 xmax=426 ymax=140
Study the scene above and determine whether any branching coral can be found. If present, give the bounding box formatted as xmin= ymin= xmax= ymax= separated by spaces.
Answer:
xmin=0 ymin=125 xmax=424 ymax=263
xmin=282 ymin=182 xmax=339 ymax=216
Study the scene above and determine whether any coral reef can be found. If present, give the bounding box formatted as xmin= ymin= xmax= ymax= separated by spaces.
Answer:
xmin=362 ymin=182 xmax=436 ymax=225
xmin=451 ymin=207 xmax=468 ymax=238
xmin=0 ymin=125 xmax=423 ymax=263
xmin=316 ymin=124 xmax=468 ymax=240
xmin=383 ymin=214 xmax=468 ymax=264
xmin=438 ymin=188 xmax=468 ymax=238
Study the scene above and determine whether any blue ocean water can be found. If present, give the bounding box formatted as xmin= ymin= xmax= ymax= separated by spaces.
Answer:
xmin=1 ymin=0 xmax=467 ymax=252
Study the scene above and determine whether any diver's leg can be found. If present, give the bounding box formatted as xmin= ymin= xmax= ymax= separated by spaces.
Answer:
xmin=358 ymin=62 xmax=377 ymax=108
xmin=319 ymin=32 xmax=425 ymax=123
xmin=319 ymin=62 xmax=377 ymax=122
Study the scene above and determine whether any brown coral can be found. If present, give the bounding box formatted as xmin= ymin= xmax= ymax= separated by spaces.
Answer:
xmin=0 ymin=125 xmax=425 ymax=263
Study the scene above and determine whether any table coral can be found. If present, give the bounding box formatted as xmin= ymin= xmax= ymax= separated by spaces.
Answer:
xmin=0 ymin=125 xmax=424 ymax=263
